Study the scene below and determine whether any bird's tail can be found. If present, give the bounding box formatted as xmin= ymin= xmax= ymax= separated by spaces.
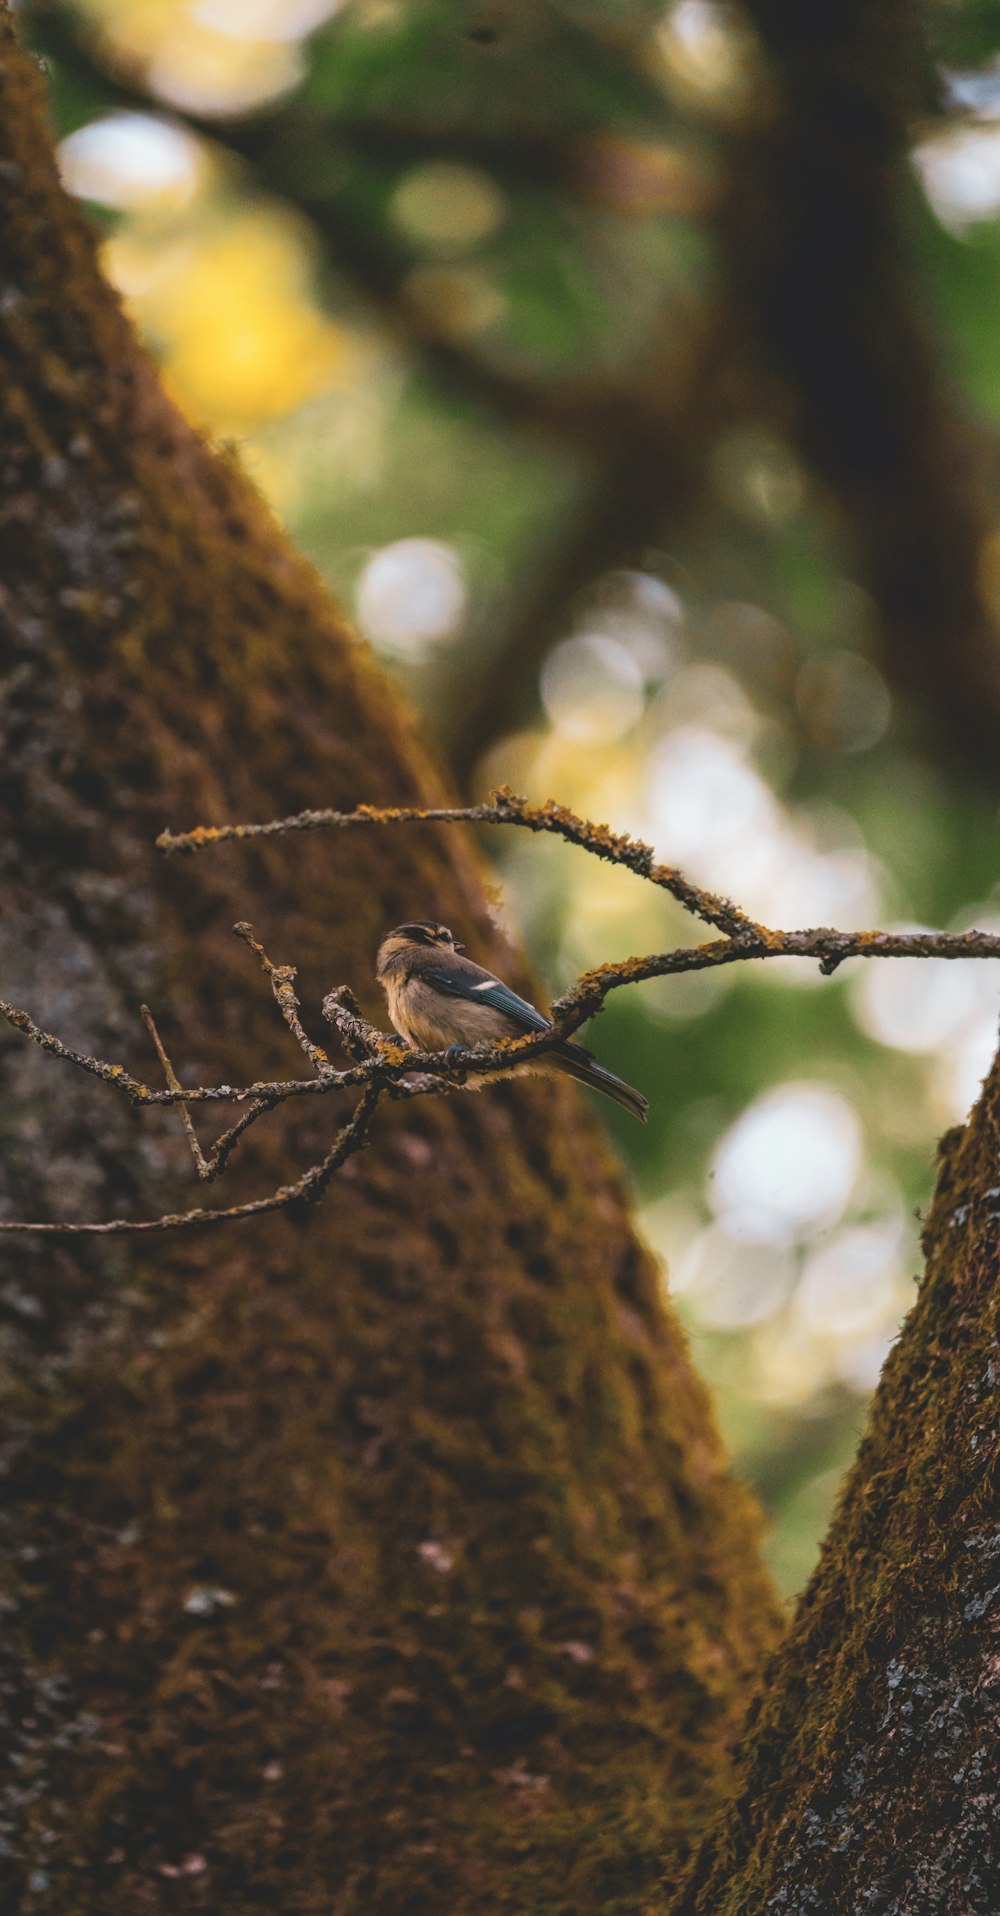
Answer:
xmin=553 ymin=1042 xmax=648 ymax=1123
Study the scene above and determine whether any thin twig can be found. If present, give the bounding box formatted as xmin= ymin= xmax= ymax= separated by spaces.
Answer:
xmin=0 ymin=996 xmax=541 ymax=1106
xmin=158 ymin=789 xmax=759 ymax=940
xmin=321 ymin=984 xmax=455 ymax=1101
xmin=321 ymin=984 xmax=384 ymax=1062
xmin=550 ymin=924 xmax=1000 ymax=1017
xmin=202 ymin=1095 xmax=282 ymax=1182
xmin=141 ymin=1003 xmax=209 ymax=1176
xmin=141 ymin=1002 xmax=280 ymax=1183
xmin=233 ymin=921 xmax=331 ymax=1072
xmin=0 ymin=998 xmax=155 ymax=1101
xmin=0 ymin=998 xmax=333 ymax=1105
xmin=0 ymin=1086 xmax=382 ymax=1236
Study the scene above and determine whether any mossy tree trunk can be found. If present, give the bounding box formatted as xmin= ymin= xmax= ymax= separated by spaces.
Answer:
xmin=0 ymin=17 xmax=780 ymax=1910
xmin=674 ymin=1073 xmax=1000 ymax=1915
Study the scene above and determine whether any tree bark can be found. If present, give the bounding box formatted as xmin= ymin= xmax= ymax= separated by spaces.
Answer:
xmin=672 ymin=1056 xmax=1000 ymax=1915
xmin=0 ymin=17 xmax=781 ymax=1910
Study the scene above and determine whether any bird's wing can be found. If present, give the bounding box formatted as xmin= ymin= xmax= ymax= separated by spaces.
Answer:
xmin=420 ymin=957 xmax=551 ymax=1035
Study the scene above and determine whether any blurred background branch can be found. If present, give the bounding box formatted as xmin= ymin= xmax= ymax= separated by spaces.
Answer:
xmin=736 ymin=0 xmax=1000 ymax=772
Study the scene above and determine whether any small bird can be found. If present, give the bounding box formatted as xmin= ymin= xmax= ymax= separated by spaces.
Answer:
xmin=375 ymin=920 xmax=648 ymax=1122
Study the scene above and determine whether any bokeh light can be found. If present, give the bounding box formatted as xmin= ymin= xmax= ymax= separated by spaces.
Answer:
xmin=794 ymin=651 xmax=892 ymax=755
xmin=657 ymin=0 xmax=770 ymax=124
xmin=391 ymin=164 xmax=507 ymax=249
xmin=709 ymin=1084 xmax=862 ymax=1246
xmin=938 ymin=1010 xmax=1000 ymax=1119
xmin=853 ymin=916 xmax=1000 ymax=1121
xmin=648 ymin=724 xmax=776 ymax=870
xmin=914 ymin=122 xmax=1000 ymax=231
xmin=581 ymin=570 xmax=684 ymax=677
xmin=794 ymin=1220 xmax=904 ymax=1341
xmin=77 ymin=0 xmax=344 ymax=114
xmin=355 ymin=539 xmax=468 ymax=658
xmin=710 ymin=429 xmax=806 ymax=529
xmin=672 ymin=1228 xmax=796 ymax=1328
xmin=541 ymin=634 xmax=645 ymax=741
xmin=402 ymin=264 xmax=505 ymax=339
xmin=58 ymin=113 xmax=205 ymax=212
xmin=104 ymin=208 xmax=347 ymax=430
xmin=853 ymin=931 xmax=983 ymax=1054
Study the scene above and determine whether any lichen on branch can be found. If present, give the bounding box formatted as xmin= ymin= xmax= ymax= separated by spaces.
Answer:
xmin=4 ymin=790 xmax=1000 ymax=1235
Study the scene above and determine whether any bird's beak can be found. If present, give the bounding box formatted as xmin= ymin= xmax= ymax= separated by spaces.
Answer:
xmin=453 ymin=941 xmax=465 ymax=953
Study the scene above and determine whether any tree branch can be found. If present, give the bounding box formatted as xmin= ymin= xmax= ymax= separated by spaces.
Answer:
xmin=140 ymin=1001 xmax=282 ymax=1182
xmin=232 ymin=919 xmax=333 ymax=1074
xmin=3 ymin=794 xmax=1000 ymax=1235
xmin=157 ymin=787 xmax=764 ymax=939
xmin=0 ymin=1085 xmax=381 ymax=1236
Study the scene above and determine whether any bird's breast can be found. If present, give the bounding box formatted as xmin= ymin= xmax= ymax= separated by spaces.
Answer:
xmin=388 ymin=975 xmax=517 ymax=1051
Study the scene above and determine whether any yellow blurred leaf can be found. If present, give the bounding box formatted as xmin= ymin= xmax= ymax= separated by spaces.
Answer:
xmin=105 ymin=213 xmax=347 ymax=430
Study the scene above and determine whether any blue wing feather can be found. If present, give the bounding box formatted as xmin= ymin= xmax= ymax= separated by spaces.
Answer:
xmin=412 ymin=952 xmax=647 ymax=1120
xmin=420 ymin=960 xmax=551 ymax=1035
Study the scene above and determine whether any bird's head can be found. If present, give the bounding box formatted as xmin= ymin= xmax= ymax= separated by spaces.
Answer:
xmin=376 ymin=920 xmax=464 ymax=977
